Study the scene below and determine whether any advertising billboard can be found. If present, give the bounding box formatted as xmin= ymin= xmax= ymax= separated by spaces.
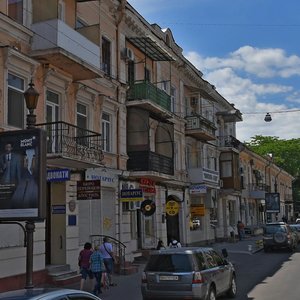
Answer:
xmin=0 ymin=129 xmax=46 ymax=220
xmin=265 ymin=192 xmax=280 ymax=213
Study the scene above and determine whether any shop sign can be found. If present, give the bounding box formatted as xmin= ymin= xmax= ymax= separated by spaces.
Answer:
xmin=166 ymin=200 xmax=179 ymax=216
xmin=52 ymin=205 xmax=66 ymax=214
xmin=120 ymin=189 xmax=143 ymax=202
xmin=85 ymin=168 xmax=117 ymax=188
xmin=47 ymin=168 xmax=70 ymax=182
xmin=191 ymin=204 xmax=205 ymax=216
xmin=77 ymin=180 xmax=101 ymax=200
xmin=189 ymin=184 xmax=207 ymax=194
xmin=203 ymin=168 xmax=219 ymax=183
xmin=140 ymin=178 xmax=156 ymax=194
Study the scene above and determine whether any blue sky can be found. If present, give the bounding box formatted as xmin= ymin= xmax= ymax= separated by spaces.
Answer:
xmin=127 ymin=0 xmax=300 ymax=142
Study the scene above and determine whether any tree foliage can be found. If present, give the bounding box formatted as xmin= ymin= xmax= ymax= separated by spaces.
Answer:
xmin=246 ymin=135 xmax=300 ymax=210
xmin=245 ymin=135 xmax=300 ymax=177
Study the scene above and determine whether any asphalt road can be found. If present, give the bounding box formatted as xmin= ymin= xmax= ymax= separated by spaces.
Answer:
xmin=221 ymin=247 xmax=299 ymax=300
xmin=80 ymin=247 xmax=300 ymax=300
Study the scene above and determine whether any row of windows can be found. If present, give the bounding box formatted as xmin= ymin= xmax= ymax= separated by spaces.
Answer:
xmin=8 ymin=73 xmax=112 ymax=153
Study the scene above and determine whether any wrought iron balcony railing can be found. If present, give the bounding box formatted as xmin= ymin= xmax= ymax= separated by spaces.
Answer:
xmin=185 ymin=114 xmax=216 ymax=140
xmin=35 ymin=121 xmax=104 ymax=164
xmin=127 ymin=80 xmax=171 ymax=111
xmin=217 ymin=135 xmax=243 ymax=150
xmin=127 ymin=150 xmax=174 ymax=175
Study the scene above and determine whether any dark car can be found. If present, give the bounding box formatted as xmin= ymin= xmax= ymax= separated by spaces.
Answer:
xmin=263 ymin=222 xmax=297 ymax=252
xmin=141 ymin=247 xmax=236 ymax=300
xmin=0 ymin=288 xmax=102 ymax=300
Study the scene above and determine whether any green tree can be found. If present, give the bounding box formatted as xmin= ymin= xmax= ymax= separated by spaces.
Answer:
xmin=245 ymin=135 xmax=300 ymax=177
xmin=246 ymin=135 xmax=300 ymax=213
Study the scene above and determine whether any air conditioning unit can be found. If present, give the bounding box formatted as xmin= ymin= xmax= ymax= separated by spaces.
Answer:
xmin=122 ymin=47 xmax=135 ymax=61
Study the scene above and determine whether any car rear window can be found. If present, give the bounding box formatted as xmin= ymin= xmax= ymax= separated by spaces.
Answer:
xmin=145 ymin=254 xmax=193 ymax=272
xmin=265 ymin=225 xmax=287 ymax=234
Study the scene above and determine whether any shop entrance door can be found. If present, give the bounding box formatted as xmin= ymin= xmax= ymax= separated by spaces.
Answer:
xmin=139 ymin=211 xmax=156 ymax=249
xmin=47 ymin=182 xmax=66 ymax=264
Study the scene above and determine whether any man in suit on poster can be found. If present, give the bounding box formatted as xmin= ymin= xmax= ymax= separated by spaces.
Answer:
xmin=0 ymin=142 xmax=21 ymax=186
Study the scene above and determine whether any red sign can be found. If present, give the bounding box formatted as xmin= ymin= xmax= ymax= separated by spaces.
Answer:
xmin=140 ymin=178 xmax=156 ymax=194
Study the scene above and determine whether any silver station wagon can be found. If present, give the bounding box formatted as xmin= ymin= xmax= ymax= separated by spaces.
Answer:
xmin=141 ymin=247 xmax=236 ymax=300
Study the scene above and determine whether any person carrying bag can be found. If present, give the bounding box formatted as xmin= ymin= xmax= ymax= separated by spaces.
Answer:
xmin=99 ymin=237 xmax=117 ymax=286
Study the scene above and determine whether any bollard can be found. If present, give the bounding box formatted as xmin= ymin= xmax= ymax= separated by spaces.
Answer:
xmin=248 ymin=245 xmax=252 ymax=252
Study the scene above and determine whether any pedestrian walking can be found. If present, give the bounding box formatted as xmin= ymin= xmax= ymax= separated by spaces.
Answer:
xmin=78 ymin=242 xmax=93 ymax=291
xmin=237 ymin=221 xmax=245 ymax=241
xmin=89 ymin=245 xmax=103 ymax=296
xmin=99 ymin=237 xmax=117 ymax=286
xmin=169 ymin=237 xmax=182 ymax=248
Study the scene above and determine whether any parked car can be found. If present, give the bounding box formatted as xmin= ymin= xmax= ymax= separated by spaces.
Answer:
xmin=0 ymin=288 xmax=102 ymax=300
xmin=289 ymin=224 xmax=300 ymax=242
xmin=263 ymin=222 xmax=298 ymax=252
xmin=141 ymin=247 xmax=237 ymax=300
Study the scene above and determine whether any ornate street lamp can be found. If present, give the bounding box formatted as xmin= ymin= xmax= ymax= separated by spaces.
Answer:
xmin=24 ymin=80 xmax=39 ymax=129
xmin=23 ymin=80 xmax=39 ymax=288
xmin=264 ymin=113 xmax=272 ymax=122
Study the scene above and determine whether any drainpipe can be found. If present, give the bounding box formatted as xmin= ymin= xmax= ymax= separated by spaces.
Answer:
xmin=115 ymin=1 xmax=126 ymax=243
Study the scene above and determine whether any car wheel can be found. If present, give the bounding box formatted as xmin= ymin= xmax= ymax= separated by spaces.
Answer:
xmin=274 ymin=232 xmax=285 ymax=243
xmin=206 ymin=286 xmax=216 ymax=300
xmin=227 ymin=275 xmax=237 ymax=298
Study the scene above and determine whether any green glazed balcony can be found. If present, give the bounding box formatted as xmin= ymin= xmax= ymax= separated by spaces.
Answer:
xmin=127 ymin=80 xmax=171 ymax=112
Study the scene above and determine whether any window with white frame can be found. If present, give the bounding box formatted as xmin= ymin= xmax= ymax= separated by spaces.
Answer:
xmin=46 ymin=90 xmax=60 ymax=123
xmin=161 ymin=80 xmax=168 ymax=92
xmin=46 ymin=90 xmax=60 ymax=153
xmin=58 ymin=0 xmax=65 ymax=22
xmin=7 ymin=73 xmax=25 ymax=128
xmin=77 ymin=103 xmax=88 ymax=129
xmin=102 ymin=112 xmax=111 ymax=152
xmin=77 ymin=102 xmax=88 ymax=146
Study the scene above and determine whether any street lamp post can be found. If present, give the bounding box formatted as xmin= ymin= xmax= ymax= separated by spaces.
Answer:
xmin=23 ymin=80 xmax=39 ymax=289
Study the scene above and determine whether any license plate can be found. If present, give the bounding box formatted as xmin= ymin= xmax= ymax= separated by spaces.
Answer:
xmin=159 ymin=275 xmax=179 ymax=281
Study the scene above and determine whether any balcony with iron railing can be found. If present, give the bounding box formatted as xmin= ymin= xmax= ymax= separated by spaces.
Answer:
xmin=217 ymin=135 xmax=243 ymax=151
xmin=185 ymin=114 xmax=217 ymax=141
xmin=35 ymin=121 xmax=104 ymax=167
xmin=127 ymin=81 xmax=172 ymax=116
xmin=249 ymin=183 xmax=271 ymax=199
xmin=127 ymin=150 xmax=174 ymax=176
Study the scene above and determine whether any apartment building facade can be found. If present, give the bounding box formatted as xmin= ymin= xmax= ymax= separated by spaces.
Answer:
xmin=0 ymin=0 xmax=294 ymax=290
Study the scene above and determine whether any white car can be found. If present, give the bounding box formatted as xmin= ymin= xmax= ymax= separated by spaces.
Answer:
xmin=0 ymin=288 xmax=102 ymax=300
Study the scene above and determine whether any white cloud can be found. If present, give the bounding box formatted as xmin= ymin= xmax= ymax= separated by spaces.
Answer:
xmin=186 ymin=46 xmax=300 ymax=78
xmin=185 ymin=47 xmax=300 ymax=141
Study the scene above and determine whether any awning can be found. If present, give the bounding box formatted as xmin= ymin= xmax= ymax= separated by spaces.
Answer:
xmin=128 ymin=36 xmax=175 ymax=61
